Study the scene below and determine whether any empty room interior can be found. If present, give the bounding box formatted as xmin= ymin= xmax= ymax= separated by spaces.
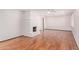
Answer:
xmin=0 ymin=9 xmax=79 ymax=50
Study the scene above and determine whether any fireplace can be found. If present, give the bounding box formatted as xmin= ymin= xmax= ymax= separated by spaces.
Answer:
xmin=33 ymin=26 xmax=37 ymax=32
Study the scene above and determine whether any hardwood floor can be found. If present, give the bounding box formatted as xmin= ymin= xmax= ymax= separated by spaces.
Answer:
xmin=0 ymin=30 xmax=78 ymax=50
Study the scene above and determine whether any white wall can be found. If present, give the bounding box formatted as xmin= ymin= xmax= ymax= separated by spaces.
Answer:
xmin=23 ymin=10 xmax=41 ymax=37
xmin=72 ymin=10 xmax=79 ymax=47
xmin=23 ymin=10 xmax=32 ymax=37
xmin=44 ymin=14 xmax=72 ymax=30
xmin=0 ymin=10 xmax=42 ymax=40
xmin=30 ymin=11 xmax=42 ymax=31
xmin=0 ymin=9 xmax=75 ymax=41
xmin=0 ymin=10 xmax=22 ymax=41
xmin=37 ymin=9 xmax=73 ymax=31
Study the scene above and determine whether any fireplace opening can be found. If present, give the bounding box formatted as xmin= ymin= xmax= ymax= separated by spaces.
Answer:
xmin=33 ymin=26 xmax=37 ymax=32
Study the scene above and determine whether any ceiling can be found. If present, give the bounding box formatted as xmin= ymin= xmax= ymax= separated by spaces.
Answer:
xmin=20 ymin=9 xmax=75 ymax=17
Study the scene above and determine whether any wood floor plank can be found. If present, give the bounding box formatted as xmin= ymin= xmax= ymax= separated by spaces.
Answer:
xmin=0 ymin=30 xmax=78 ymax=50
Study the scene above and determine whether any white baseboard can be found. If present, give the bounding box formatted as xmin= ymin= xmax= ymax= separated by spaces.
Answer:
xmin=72 ymin=30 xmax=79 ymax=48
xmin=0 ymin=33 xmax=22 ymax=41
xmin=24 ymin=31 xmax=40 ymax=37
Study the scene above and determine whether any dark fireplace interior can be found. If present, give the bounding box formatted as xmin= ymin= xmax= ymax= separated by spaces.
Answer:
xmin=33 ymin=26 xmax=37 ymax=32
